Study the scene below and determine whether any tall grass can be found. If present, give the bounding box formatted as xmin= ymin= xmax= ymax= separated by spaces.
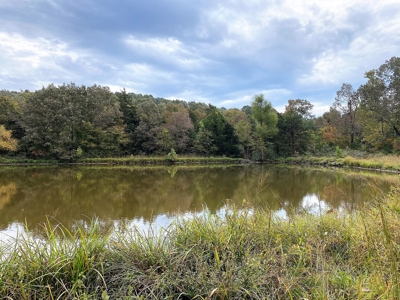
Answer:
xmin=1 ymin=186 xmax=400 ymax=299
xmin=282 ymin=154 xmax=400 ymax=172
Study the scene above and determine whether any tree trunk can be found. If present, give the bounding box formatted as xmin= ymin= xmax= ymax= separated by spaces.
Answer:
xmin=393 ymin=124 xmax=400 ymax=136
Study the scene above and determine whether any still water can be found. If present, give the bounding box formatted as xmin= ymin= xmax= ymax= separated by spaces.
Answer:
xmin=0 ymin=164 xmax=397 ymax=241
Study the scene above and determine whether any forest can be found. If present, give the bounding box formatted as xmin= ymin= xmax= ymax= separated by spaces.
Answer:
xmin=0 ymin=57 xmax=399 ymax=161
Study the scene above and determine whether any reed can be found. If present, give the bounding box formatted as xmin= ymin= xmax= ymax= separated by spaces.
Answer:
xmin=1 ymin=185 xmax=400 ymax=299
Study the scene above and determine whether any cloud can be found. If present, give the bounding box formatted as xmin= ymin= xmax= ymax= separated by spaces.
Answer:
xmin=218 ymin=88 xmax=292 ymax=108
xmin=0 ymin=0 xmax=399 ymax=112
xmin=166 ymin=90 xmax=212 ymax=104
xmin=123 ymin=35 xmax=212 ymax=70
xmin=0 ymin=32 xmax=84 ymax=89
xmin=312 ymin=103 xmax=332 ymax=117
xmin=199 ymin=0 xmax=400 ymax=89
xmin=297 ymin=3 xmax=400 ymax=88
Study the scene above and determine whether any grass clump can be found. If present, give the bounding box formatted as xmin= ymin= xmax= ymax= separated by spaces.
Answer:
xmin=1 ymin=187 xmax=400 ymax=299
xmin=0 ymin=218 xmax=110 ymax=299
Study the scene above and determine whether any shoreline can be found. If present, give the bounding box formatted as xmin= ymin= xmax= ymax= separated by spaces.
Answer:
xmin=1 ymin=154 xmax=400 ymax=175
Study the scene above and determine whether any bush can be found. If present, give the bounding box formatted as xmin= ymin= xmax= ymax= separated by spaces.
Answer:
xmin=166 ymin=148 xmax=178 ymax=162
xmin=335 ymin=146 xmax=345 ymax=158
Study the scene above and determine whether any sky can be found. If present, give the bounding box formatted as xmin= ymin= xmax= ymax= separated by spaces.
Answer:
xmin=1 ymin=0 xmax=400 ymax=115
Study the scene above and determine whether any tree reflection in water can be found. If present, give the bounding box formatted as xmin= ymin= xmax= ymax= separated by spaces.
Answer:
xmin=0 ymin=165 xmax=395 ymax=237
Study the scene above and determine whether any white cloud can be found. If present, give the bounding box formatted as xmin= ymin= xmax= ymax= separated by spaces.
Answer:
xmin=120 ymin=63 xmax=177 ymax=91
xmin=298 ymin=13 xmax=400 ymax=88
xmin=124 ymin=63 xmax=175 ymax=81
xmin=0 ymin=32 xmax=94 ymax=89
xmin=0 ymin=32 xmax=79 ymax=68
xmin=218 ymin=88 xmax=292 ymax=108
xmin=0 ymin=32 xmax=126 ymax=90
xmin=200 ymin=0 xmax=400 ymax=89
xmin=166 ymin=89 xmax=212 ymax=104
xmin=1 ymin=0 xmax=400 ymax=111
xmin=124 ymin=36 xmax=211 ymax=70
xmin=311 ymin=103 xmax=332 ymax=117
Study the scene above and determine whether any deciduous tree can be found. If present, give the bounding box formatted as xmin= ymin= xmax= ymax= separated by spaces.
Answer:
xmin=0 ymin=125 xmax=18 ymax=152
xmin=359 ymin=57 xmax=400 ymax=138
xmin=334 ymin=83 xmax=360 ymax=146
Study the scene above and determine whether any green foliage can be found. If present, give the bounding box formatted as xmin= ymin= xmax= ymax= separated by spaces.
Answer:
xmin=21 ymin=83 xmax=124 ymax=160
xmin=76 ymin=147 xmax=83 ymax=157
xmin=198 ymin=105 xmax=240 ymax=157
xmin=274 ymin=100 xmax=314 ymax=157
xmin=335 ymin=146 xmax=345 ymax=158
xmin=224 ymin=108 xmax=253 ymax=159
xmin=166 ymin=148 xmax=178 ymax=162
xmin=250 ymin=94 xmax=278 ymax=160
xmin=132 ymin=99 xmax=163 ymax=154
xmin=251 ymin=94 xmax=278 ymax=139
xmin=0 ymin=125 xmax=18 ymax=152
xmin=3 ymin=56 xmax=400 ymax=160
xmin=116 ymin=88 xmax=138 ymax=153
xmin=193 ymin=126 xmax=217 ymax=156
xmin=359 ymin=57 xmax=400 ymax=143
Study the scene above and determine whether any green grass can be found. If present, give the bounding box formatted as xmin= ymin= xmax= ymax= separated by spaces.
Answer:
xmin=76 ymin=156 xmax=243 ymax=165
xmin=280 ymin=154 xmax=400 ymax=172
xmin=0 ymin=157 xmax=57 ymax=165
xmin=0 ymin=156 xmax=243 ymax=166
xmin=1 ymin=186 xmax=400 ymax=299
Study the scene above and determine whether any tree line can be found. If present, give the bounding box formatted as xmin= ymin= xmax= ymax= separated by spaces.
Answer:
xmin=0 ymin=56 xmax=399 ymax=160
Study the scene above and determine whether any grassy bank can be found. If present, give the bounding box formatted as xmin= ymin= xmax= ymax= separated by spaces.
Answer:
xmin=0 ymin=157 xmax=57 ymax=165
xmin=280 ymin=154 xmax=400 ymax=173
xmin=0 ymin=156 xmax=243 ymax=166
xmin=1 ymin=186 xmax=400 ymax=299
xmin=77 ymin=156 xmax=243 ymax=165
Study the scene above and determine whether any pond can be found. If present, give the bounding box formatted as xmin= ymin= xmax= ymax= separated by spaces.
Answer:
xmin=0 ymin=164 xmax=396 ymax=242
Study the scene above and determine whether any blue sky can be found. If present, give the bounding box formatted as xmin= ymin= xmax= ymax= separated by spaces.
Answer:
xmin=1 ymin=0 xmax=399 ymax=114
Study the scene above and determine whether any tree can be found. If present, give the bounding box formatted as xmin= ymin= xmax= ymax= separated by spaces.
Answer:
xmin=315 ymin=107 xmax=348 ymax=148
xmin=0 ymin=94 xmax=25 ymax=142
xmin=0 ymin=125 xmax=18 ymax=152
xmin=193 ymin=126 xmax=216 ymax=156
xmin=165 ymin=110 xmax=194 ymax=153
xmin=285 ymin=99 xmax=314 ymax=119
xmin=132 ymin=100 xmax=164 ymax=154
xmin=333 ymin=83 xmax=360 ymax=147
xmin=250 ymin=94 xmax=278 ymax=159
xmin=276 ymin=99 xmax=314 ymax=156
xmin=197 ymin=105 xmax=240 ymax=157
xmin=359 ymin=57 xmax=400 ymax=138
xmin=117 ymin=89 xmax=138 ymax=154
xmin=21 ymin=83 xmax=124 ymax=159
xmin=224 ymin=108 xmax=252 ymax=159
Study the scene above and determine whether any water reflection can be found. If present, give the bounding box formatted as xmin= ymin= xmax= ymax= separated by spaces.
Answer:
xmin=0 ymin=165 xmax=396 ymax=238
